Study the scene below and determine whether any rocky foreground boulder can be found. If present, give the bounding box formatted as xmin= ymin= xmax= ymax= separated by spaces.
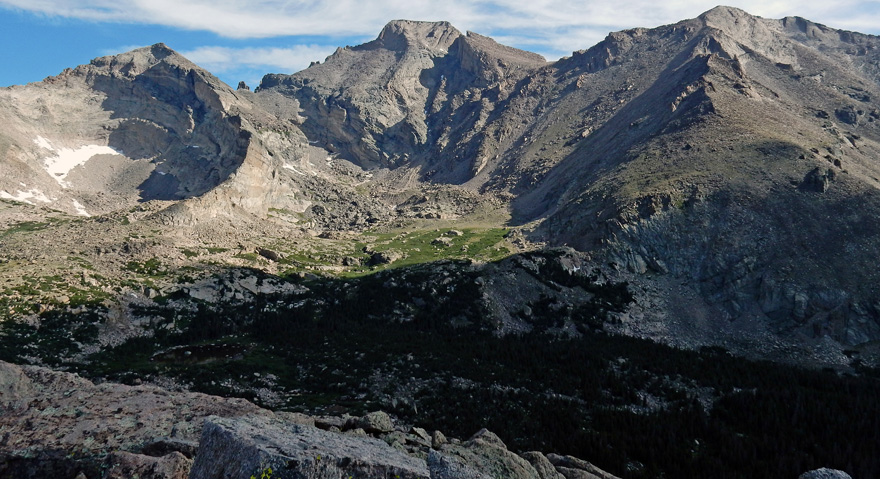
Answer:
xmin=798 ymin=469 xmax=854 ymax=479
xmin=0 ymin=360 xmax=267 ymax=478
xmin=190 ymin=415 xmax=430 ymax=479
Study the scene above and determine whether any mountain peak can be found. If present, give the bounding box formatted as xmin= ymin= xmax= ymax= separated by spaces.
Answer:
xmin=698 ymin=5 xmax=753 ymax=22
xmin=146 ymin=42 xmax=177 ymax=59
xmin=376 ymin=19 xmax=461 ymax=51
xmin=697 ymin=6 xmax=761 ymax=32
xmin=114 ymin=42 xmax=179 ymax=62
xmin=85 ymin=42 xmax=200 ymax=80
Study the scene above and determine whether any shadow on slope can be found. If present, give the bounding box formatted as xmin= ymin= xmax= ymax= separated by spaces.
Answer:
xmin=1 ymin=250 xmax=879 ymax=478
xmin=87 ymin=44 xmax=250 ymax=202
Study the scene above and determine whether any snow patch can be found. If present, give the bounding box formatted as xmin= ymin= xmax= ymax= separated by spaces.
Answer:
xmin=34 ymin=136 xmax=54 ymax=151
xmin=40 ymin=143 xmax=122 ymax=187
xmin=72 ymin=199 xmax=90 ymax=217
xmin=0 ymin=188 xmax=52 ymax=205
xmin=283 ymin=163 xmax=304 ymax=176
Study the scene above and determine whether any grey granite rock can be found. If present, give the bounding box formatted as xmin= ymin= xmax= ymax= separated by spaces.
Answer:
xmin=428 ymin=449 xmax=492 ymax=479
xmin=103 ymin=451 xmax=191 ymax=479
xmin=520 ymin=451 xmax=565 ymax=479
xmin=546 ymin=454 xmax=621 ymax=479
xmin=357 ymin=410 xmax=395 ymax=433
xmin=189 ymin=415 xmax=430 ymax=479
xmin=0 ymin=360 xmax=267 ymax=479
xmin=436 ymin=428 xmax=541 ymax=479
xmin=799 ymin=468 xmax=853 ymax=479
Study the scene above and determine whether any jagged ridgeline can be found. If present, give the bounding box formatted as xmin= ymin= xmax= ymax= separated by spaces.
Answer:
xmin=1 ymin=5 xmax=880 ymax=479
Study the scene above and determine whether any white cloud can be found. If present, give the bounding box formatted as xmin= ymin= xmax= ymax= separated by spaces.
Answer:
xmin=0 ymin=0 xmax=481 ymax=37
xmin=181 ymin=45 xmax=338 ymax=74
xmin=1 ymin=0 xmax=878 ymax=59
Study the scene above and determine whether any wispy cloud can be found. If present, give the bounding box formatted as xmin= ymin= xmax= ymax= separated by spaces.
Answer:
xmin=181 ymin=45 xmax=338 ymax=74
xmin=2 ymin=0 xmax=878 ymax=63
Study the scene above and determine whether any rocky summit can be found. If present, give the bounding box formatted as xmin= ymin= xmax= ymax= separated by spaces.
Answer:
xmin=0 ymin=6 xmax=877 ymax=479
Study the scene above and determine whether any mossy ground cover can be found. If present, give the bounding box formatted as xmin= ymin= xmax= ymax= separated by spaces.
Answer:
xmin=0 ymin=305 xmax=105 ymax=367
xmin=270 ymin=227 xmax=511 ymax=277
xmin=366 ymin=227 xmax=511 ymax=267
xmin=0 ymin=272 xmax=113 ymax=317
xmin=0 ymin=220 xmax=49 ymax=237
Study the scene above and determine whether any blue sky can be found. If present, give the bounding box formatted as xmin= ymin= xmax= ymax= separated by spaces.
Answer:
xmin=1 ymin=1 xmax=878 ymax=89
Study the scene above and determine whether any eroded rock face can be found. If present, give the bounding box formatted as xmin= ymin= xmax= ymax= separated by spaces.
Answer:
xmin=256 ymin=19 xmax=546 ymax=178
xmin=0 ymin=43 xmax=339 ymax=227
xmin=189 ymin=415 xmax=431 ymax=479
xmin=433 ymin=428 xmax=541 ymax=479
xmin=103 ymin=451 xmax=191 ymax=479
xmin=0 ymin=360 xmax=268 ymax=479
xmin=0 ymin=44 xmax=248 ymax=217
xmin=521 ymin=452 xmax=565 ymax=479
xmin=799 ymin=468 xmax=854 ymax=479
xmin=546 ymin=454 xmax=622 ymax=479
xmin=249 ymin=7 xmax=880 ymax=358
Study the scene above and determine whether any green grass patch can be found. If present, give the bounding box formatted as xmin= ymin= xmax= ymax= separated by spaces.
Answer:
xmin=124 ymin=257 xmax=165 ymax=276
xmin=234 ymin=252 xmax=261 ymax=263
xmin=0 ymin=220 xmax=51 ymax=237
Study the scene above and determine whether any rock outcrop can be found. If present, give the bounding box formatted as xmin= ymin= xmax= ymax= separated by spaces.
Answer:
xmin=434 ymin=429 xmax=540 ymax=479
xmin=799 ymin=468 xmax=854 ymax=479
xmin=190 ymin=416 xmax=607 ymax=479
xmin=104 ymin=451 xmax=191 ymax=479
xmin=546 ymin=454 xmax=622 ymax=479
xmin=0 ymin=360 xmax=268 ymax=478
xmin=0 ymin=360 xmax=622 ymax=479
xmin=190 ymin=415 xmax=430 ymax=479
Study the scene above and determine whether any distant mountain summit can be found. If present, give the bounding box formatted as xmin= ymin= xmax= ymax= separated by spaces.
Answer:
xmin=2 ymin=7 xmax=880 ymax=364
xmin=257 ymin=19 xmax=547 ymax=176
